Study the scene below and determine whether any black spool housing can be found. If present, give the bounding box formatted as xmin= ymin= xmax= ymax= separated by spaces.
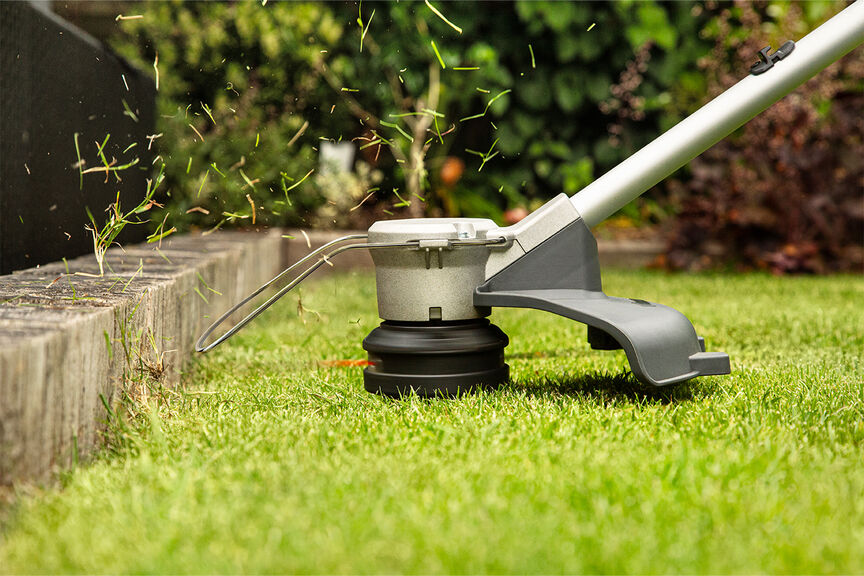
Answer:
xmin=362 ymin=319 xmax=509 ymax=398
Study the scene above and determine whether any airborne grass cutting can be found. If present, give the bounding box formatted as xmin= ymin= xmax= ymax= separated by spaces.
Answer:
xmin=1 ymin=270 xmax=862 ymax=573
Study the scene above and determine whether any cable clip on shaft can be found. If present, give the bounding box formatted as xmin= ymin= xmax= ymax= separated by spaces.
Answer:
xmin=750 ymin=40 xmax=795 ymax=75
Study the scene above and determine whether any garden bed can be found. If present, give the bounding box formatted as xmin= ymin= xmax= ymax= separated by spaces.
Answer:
xmin=1 ymin=270 xmax=861 ymax=572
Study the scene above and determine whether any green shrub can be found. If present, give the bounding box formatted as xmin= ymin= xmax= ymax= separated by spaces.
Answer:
xmin=113 ymin=2 xmax=344 ymax=231
xmin=112 ymin=1 xmax=712 ymax=230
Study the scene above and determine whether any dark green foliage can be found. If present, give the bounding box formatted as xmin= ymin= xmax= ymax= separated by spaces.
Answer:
xmin=112 ymin=2 xmax=345 ymax=231
xmin=111 ymin=1 xmax=860 ymax=272
xmin=111 ymin=1 xmax=713 ymax=227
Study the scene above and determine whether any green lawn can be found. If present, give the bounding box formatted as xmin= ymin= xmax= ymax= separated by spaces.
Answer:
xmin=1 ymin=270 xmax=862 ymax=574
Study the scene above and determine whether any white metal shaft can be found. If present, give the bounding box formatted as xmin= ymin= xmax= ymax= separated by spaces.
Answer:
xmin=570 ymin=1 xmax=864 ymax=227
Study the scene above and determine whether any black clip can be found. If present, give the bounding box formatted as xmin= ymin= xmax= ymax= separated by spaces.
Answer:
xmin=750 ymin=40 xmax=795 ymax=75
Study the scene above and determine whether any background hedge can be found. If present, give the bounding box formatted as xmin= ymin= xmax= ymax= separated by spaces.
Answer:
xmin=108 ymin=0 xmax=861 ymax=272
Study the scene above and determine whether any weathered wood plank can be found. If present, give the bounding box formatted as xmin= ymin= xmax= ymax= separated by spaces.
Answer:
xmin=0 ymin=230 xmax=285 ymax=485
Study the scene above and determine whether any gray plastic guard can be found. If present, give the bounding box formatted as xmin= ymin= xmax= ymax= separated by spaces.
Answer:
xmin=475 ymin=219 xmax=730 ymax=386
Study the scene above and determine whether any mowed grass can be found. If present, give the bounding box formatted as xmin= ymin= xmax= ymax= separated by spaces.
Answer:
xmin=1 ymin=270 xmax=862 ymax=574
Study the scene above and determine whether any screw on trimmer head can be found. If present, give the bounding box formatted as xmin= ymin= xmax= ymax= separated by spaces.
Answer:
xmin=195 ymin=2 xmax=864 ymax=397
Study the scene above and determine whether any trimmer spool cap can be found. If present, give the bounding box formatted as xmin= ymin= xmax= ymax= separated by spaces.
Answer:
xmin=362 ymin=318 xmax=509 ymax=398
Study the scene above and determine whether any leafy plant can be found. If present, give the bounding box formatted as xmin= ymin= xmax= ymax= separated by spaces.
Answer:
xmin=112 ymin=2 xmax=344 ymax=232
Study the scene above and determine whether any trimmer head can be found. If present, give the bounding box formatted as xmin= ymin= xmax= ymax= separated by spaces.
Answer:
xmin=359 ymin=201 xmax=729 ymax=396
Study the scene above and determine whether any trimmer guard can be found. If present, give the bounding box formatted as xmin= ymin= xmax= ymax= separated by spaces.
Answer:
xmin=475 ymin=219 xmax=730 ymax=386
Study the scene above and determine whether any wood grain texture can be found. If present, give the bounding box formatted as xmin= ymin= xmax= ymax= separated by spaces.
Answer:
xmin=0 ymin=230 xmax=286 ymax=485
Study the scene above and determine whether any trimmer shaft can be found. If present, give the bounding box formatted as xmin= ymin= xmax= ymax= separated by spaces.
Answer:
xmin=362 ymin=319 xmax=509 ymax=397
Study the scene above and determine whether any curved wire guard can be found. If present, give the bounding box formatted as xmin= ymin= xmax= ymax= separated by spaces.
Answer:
xmin=195 ymin=233 xmax=506 ymax=353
